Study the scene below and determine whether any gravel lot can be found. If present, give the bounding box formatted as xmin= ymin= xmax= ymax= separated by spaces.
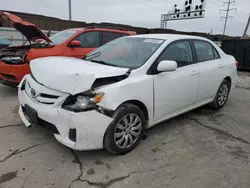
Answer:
xmin=0 ymin=84 xmax=250 ymax=188
xmin=237 ymin=71 xmax=250 ymax=89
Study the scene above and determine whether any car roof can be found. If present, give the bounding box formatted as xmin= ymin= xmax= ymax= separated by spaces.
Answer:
xmin=65 ymin=27 xmax=135 ymax=34
xmin=128 ymin=34 xmax=209 ymax=41
xmin=66 ymin=28 xmax=85 ymax=32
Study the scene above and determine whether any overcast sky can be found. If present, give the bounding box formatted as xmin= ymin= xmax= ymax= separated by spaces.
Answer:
xmin=1 ymin=0 xmax=250 ymax=36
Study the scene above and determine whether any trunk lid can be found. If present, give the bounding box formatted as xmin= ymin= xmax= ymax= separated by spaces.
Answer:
xmin=0 ymin=12 xmax=52 ymax=43
xmin=30 ymin=57 xmax=129 ymax=95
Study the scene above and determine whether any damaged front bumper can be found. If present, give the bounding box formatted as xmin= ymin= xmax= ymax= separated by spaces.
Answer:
xmin=0 ymin=78 xmax=19 ymax=87
xmin=0 ymin=61 xmax=30 ymax=84
xmin=18 ymin=85 xmax=113 ymax=151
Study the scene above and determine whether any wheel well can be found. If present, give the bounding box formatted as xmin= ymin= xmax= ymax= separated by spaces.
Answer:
xmin=224 ymin=76 xmax=232 ymax=89
xmin=120 ymin=100 xmax=149 ymax=120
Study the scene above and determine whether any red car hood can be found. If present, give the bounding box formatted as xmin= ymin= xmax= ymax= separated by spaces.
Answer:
xmin=0 ymin=12 xmax=52 ymax=43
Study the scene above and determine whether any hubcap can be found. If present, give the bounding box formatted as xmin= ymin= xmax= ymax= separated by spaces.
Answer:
xmin=114 ymin=113 xmax=142 ymax=149
xmin=218 ymin=84 xmax=229 ymax=106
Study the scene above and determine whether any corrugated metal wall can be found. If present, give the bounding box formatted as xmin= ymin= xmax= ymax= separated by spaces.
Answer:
xmin=221 ymin=39 xmax=250 ymax=70
xmin=0 ymin=10 xmax=234 ymax=41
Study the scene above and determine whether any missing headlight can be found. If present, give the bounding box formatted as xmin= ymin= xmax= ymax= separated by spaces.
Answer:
xmin=62 ymin=92 xmax=104 ymax=113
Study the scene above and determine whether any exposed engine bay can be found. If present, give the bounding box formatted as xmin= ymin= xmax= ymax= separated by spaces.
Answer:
xmin=0 ymin=11 xmax=54 ymax=65
xmin=0 ymin=45 xmax=30 ymax=64
xmin=0 ymin=43 xmax=52 ymax=65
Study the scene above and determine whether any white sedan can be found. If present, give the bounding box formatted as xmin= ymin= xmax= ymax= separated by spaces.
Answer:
xmin=18 ymin=34 xmax=237 ymax=155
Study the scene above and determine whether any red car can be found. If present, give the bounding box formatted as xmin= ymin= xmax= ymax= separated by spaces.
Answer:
xmin=0 ymin=12 xmax=136 ymax=87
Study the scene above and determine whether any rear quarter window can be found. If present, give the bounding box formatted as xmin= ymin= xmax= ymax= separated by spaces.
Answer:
xmin=100 ymin=32 xmax=128 ymax=45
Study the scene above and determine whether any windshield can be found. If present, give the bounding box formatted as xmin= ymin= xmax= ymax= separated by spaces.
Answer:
xmin=0 ymin=37 xmax=11 ymax=46
xmin=49 ymin=30 xmax=78 ymax=45
xmin=85 ymin=37 xmax=165 ymax=69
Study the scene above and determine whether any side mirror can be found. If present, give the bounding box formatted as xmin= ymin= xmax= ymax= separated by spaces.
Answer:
xmin=157 ymin=60 xmax=177 ymax=72
xmin=68 ymin=40 xmax=81 ymax=48
xmin=47 ymin=30 xmax=51 ymax=37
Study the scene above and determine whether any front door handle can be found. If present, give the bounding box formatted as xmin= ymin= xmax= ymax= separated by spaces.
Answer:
xmin=191 ymin=70 xmax=199 ymax=76
xmin=219 ymin=64 xmax=224 ymax=68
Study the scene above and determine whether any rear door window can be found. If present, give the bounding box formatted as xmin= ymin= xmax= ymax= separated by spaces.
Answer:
xmin=100 ymin=32 xmax=128 ymax=45
xmin=193 ymin=40 xmax=220 ymax=62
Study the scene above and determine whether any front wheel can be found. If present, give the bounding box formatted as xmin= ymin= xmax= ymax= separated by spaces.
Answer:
xmin=210 ymin=79 xmax=231 ymax=109
xmin=104 ymin=104 xmax=145 ymax=155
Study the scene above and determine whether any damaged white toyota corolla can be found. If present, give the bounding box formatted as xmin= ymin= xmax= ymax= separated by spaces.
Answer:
xmin=18 ymin=34 xmax=237 ymax=154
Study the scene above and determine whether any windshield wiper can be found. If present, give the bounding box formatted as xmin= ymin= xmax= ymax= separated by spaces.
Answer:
xmin=90 ymin=60 xmax=118 ymax=67
xmin=85 ymin=51 xmax=101 ymax=60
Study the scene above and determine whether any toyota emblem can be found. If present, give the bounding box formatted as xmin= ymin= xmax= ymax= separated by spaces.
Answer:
xmin=31 ymin=88 xmax=36 ymax=98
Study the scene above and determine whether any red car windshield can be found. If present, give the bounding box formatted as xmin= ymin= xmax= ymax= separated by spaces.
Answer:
xmin=49 ymin=30 xmax=78 ymax=45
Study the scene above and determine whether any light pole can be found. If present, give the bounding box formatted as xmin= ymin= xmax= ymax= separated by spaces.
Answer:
xmin=69 ymin=0 xmax=72 ymax=20
xmin=242 ymin=13 xmax=250 ymax=38
xmin=220 ymin=0 xmax=237 ymax=35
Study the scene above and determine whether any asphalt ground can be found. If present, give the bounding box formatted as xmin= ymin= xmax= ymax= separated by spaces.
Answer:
xmin=0 ymin=84 xmax=250 ymax=188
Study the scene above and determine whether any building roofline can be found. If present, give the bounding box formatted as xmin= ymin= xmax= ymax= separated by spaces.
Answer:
xmin=0 ymin=10 xmax=61 ymax=20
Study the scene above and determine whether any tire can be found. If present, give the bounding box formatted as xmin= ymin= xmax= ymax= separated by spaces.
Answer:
xmin=209 ymin=79 xmax=231 ymax=110
xmin=104 ymin=103 xmax=146 ymax=155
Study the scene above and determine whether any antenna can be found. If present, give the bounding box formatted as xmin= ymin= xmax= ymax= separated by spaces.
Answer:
xmin=220 ymin=0 xmax=237 ymax=35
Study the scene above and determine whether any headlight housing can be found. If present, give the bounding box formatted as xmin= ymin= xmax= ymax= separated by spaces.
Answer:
xmin=1 ymin=57 xmax=23 ymax=64
xmin=20 ymin=78 xmax=26 ymax=91
xmin=62 ymin=92 xmax=104 ymax=112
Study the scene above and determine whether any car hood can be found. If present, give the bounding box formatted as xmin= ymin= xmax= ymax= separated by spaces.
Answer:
xmin=30 ymin=57 xmax=129 ymax=95
xmin=0 ymin=12 xmax=52 ymax=43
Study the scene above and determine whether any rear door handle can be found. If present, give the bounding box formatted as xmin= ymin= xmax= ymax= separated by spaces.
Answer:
xmin=191 ymin=70 xmax=199 ymax=76
xmin=219 ymin=64 xmax=224 ymax=68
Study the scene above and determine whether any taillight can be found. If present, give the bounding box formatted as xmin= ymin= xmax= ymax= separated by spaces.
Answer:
xmin=235 ymin=61 xmax=238 ymax=68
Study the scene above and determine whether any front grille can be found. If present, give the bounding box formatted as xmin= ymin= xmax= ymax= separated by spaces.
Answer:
xmin=0 ymin=78 xmax=18 ymax=87
xmin=40 ymin=93 xmax=59 ymax=99
xmin=36 ymin=95 xmax=59 ymax=105
xmin=38 ymin=118 xmax=60 ymax=134
xmin=1 ymin=73 xmax=17 ymax=81
xmin=25 ymin=81 xmax=59 ymax=105
xmin=22 ymin=106 xmax=59 ymax=134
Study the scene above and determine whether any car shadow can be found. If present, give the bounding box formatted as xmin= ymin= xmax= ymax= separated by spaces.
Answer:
xmin=15 ymin=104 xmax=226 ymax=159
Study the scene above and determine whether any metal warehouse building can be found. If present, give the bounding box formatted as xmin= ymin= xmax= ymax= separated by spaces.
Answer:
xmin=0 ymin=10 xmax=234 ymax=41
xmin=0 ymin=10 xmax=87 ymax=31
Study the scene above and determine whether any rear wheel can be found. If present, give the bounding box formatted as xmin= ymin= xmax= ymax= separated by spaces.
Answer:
xmin=104 ymin=104 xmax=145 ymax=155
xmin=210 ymin=79 xmax=231 ymax=109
